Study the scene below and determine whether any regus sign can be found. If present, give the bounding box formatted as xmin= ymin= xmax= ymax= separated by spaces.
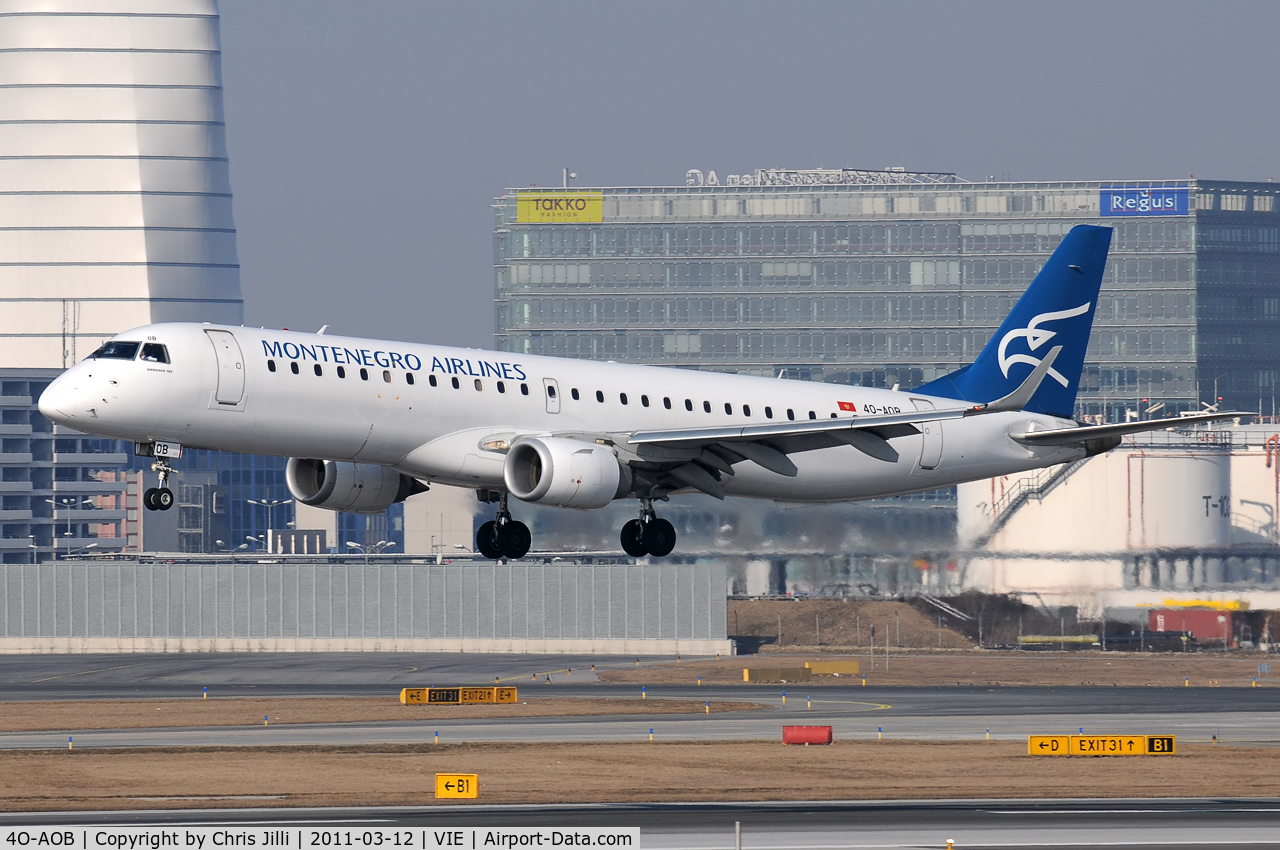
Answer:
xmin=1099 ymin=186 xmax=1189 ymax=217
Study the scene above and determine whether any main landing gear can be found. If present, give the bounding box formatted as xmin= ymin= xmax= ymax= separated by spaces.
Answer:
xmin=620 ymin=499 xmax=676 ymax=558
xmin=142 ymin=457 xmax=175 ymax=512
xmin=476 ymin=492 xmax=532 ymax=560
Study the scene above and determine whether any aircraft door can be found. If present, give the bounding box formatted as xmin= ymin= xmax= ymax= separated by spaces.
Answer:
xmin=911 ymin=398 xmax=943 ymax=470
xmin=543 ymin=378 xmax=561 ymax=414
xmin=205 ymin=329 xmax=245 ymax=406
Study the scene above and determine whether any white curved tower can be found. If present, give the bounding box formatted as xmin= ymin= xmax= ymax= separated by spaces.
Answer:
xmin=0 ymin=0 xmax=243 ymax=368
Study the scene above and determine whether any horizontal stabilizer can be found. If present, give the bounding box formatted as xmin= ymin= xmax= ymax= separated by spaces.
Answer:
xmin=1012 ymin=411 xmax=1245 ymax=446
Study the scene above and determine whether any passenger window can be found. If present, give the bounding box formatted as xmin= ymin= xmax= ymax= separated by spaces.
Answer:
xmin=596 ymin=390 xmax=604 ymax=403
xmin=360 ymin=368 xmax=369 ymax=381
xmin=664 ymin=397 xmax=672 ymax=409
xmin=429 ymin=374 xmax=438 ymax=387
xmin=405 ymin=372 xmax=414 ymax=385
xmin=139 ymin=343 xmax=169 ymax=363
xmin=620 ymin=393 xmax=628 ymax=405
xmin=497 ymin=381 xmax=506 ymax=393
xmin=473 ymin=378 xmax=482 ymax=390
xmin=703 ymin=401 xmax=711 ymax=413
xmin=290 ymin=362 xmax=299 ymax=375
xmin=744 ymin=404 xmax=751 ymax=417
xmin=765 ymin=406 xmax=773 ymax=418
xmin=520 ymin=383 xmax=529 ymax=395
xmin=314 ymin=364 xmax=323 ymax=376
xmin=451 ymin=377 xmax=460 ymax=389
xmin=547 ymin=384 xmax=556 ymax=398
xmin=384 ymin=371 xmax=393 ymax=383
xmin=641 ymin=395 xmax=650 ymax=407
xmin=571 ymin=388 xmax=580 ymax=400
xmin=685 ymin=399 xmax=693 ymax=411
xmin=787 ymin=409 xmax=795 ymax=421
xmin=336 ymin=366 xmax=345 ymax=378
xmin=267 ymin=360 xmax=276 ymax=373
xmin=90 ymin=341 xmax=140 ymax=360
xmin=724 ymin=403 xmax=732 ymax=415
xmin=809 ymin=411 xmax=816 ymax=420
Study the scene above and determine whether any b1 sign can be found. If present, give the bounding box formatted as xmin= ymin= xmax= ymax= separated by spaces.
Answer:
xmin=1100 ymin=186 xmax=1189 ymax=217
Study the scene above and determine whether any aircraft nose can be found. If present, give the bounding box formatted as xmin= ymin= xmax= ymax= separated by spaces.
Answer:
xmin=38 ymin=375 xmax=80 ymax=425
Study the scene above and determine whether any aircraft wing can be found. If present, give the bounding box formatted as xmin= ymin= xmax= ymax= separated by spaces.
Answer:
xmin=624 ymin=406 xmax=972 ymax=475
xmin=628 ymin=407 xmax=970 ymax=447
xmin=1011 ymin=411 xmax=1246 ymax=446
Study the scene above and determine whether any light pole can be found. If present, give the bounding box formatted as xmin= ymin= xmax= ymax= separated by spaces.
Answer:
xmin=562 ymin=169 xmax=577 ymax=188
xmin=46 ymin=496 xmax=92 ymax=560
xmin=347 ymin=540 xmax=394 ymax=565
xmin=27 ymin=534 xmax=36 ymax=564
xmin=245 ymin=534 xmax=265 ymax=551
xmin=247 ymin=498 xmax=293 ymax=546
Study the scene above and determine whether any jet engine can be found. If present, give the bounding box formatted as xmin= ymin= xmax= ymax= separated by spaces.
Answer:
xmin=503 ymin=437 xmax=631 ymax=510
xmin=286 ymin=458 xmax=426 ymax=514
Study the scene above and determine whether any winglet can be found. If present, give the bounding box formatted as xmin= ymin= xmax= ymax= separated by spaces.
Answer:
xmin=970 ymin=345 xmax=1063 ymax=415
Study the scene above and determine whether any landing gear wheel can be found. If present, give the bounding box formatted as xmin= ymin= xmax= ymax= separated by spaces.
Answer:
xmin=500 ymin=521 xmax=531 ymax=559
xmin=154 ymin=488 xmax=174 ymax=511
xmin=143 ymin=488 xmax=159 ymax=511
xmin=476 ymin=521 xmax=502 ymax=560
xmin=643 ymin=518 xmax=676 ymax=557
xmin=620 ymin=519 xmax=648 ymax=557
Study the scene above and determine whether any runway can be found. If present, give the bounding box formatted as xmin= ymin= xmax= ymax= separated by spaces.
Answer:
xmin=3 ymin=654 xmax=1279 ymax=845
xmin=3 ymin=799 xmax=1279 ymax=848
xmin=1 ymin=653 xmax=1277 ymax=750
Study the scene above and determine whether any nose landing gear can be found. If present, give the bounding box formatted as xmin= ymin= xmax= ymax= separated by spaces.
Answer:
xmin=620 ymin=499 xmax=676 ymax=558
xmin=476 ymin=492 xmax=531 ymax=560
xmin=143 ymin=457 xmax=175 ymax=512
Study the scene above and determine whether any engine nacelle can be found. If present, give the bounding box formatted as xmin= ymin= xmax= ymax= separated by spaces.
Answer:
xmin=503 ymin=437 xmax=630 ymax=510
xmin=286 ymin=458 xmax=425 ymax=514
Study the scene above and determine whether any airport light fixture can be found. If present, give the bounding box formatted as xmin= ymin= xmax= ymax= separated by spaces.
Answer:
xmin=45 ymin=497 xmax=94 ymax=560
xmin=347 ymin=540 xmax=394 ymax=564
xmin=247 ymin=498 xmax=293 ymax=534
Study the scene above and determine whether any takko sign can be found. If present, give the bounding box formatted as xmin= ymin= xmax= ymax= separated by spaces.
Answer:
xmin=517 ymin=191 xmax=604 ymax=223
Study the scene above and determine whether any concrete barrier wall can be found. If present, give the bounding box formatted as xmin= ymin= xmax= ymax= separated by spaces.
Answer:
xmin=0 ymin=560 xmax=731 ymax=655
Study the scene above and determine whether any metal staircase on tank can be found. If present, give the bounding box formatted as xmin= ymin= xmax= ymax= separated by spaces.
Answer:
xmin=971 ymin=458 xmax=1090 ymax=549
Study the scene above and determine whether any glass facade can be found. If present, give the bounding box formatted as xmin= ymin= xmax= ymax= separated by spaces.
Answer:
xmin=495 ymin=177 xmax=1280 ymax=421
xmin=1 ymin=370 xmax=130 ymax=564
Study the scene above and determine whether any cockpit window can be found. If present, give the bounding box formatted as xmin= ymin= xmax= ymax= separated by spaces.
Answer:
xmin=139 ymin=343 xmax=170 ymax=364
xmin=90 ymin=341 xmax=140 ymax=360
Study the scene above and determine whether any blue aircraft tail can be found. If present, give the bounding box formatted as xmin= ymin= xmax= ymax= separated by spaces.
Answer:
xmin=912 ymin=224 xmax=1112 ymax=418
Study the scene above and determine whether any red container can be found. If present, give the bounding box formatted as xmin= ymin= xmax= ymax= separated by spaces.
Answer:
xmin=1149 ymin=609 xmax=1232 ymax=643
xmin=782 ymin=725 xmax=833 ymax=745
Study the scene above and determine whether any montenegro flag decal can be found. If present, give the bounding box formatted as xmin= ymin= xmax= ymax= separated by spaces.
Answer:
xmin=837 ymin=401 xmax=857 ymax=412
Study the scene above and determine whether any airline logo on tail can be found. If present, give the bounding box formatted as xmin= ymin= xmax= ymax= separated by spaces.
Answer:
xmin=997 ymin=302 xmax=1091 ymax=388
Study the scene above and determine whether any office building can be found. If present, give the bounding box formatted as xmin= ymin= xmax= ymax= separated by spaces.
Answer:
xmin=494 ymin=169 xmax=1280 ymax=420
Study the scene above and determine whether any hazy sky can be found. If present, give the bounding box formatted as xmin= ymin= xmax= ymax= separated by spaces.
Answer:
xmin=218 ymin=1 xmax=1280 ymax=348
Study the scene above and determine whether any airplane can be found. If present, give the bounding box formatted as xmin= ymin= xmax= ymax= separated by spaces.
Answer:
xmin=38 ymin=224 xmax=1237 ymax=559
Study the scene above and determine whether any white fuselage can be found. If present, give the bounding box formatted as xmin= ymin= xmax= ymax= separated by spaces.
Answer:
xmin=39 ymin=323 xmax=1085 ymax=503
